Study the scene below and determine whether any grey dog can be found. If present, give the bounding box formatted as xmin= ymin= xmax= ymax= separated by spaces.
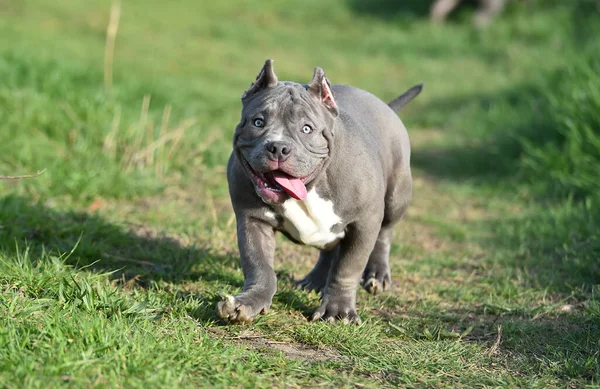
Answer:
xmin=217 ymin=59 xmax=422 ymax=323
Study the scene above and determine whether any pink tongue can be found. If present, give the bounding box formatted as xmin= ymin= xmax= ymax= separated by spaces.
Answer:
xmin=271 ymin=171 xmax=307 ymax=200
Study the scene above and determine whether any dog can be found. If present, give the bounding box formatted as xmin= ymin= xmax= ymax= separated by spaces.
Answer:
xmin=217 ymin=59 xmax=422 ymax=323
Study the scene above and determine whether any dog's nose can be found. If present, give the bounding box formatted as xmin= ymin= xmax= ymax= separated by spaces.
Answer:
xmin=265 ymin=141 xmax=292 ymax=161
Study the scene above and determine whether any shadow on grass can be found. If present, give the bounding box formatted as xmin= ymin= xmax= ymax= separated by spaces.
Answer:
xmin=346 ymin=0 xmax=433 ymax=21
xmin=497 ymin=314 xmax=600 ymax=381
xmin=381 ymin=303 xmax=600 ymax=381
xmin=0 ymin=194 xmax=242 ymax=322
xmin=410 ymin=80 xmax=553 ymax=183
xmin=479 ymin=203 xmax=600 ymax=294
xmin=409 ymin=56 xmax=599 ymax=291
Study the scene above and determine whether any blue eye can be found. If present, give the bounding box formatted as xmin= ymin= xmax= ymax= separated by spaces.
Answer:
xmin=302 ymin=125 xmax=313 ymax=134
xmin=254 ymin=118 xmax=264 ymax=127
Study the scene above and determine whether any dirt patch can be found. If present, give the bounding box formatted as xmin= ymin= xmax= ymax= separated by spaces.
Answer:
xmin=234 ymin=336 xmax=344 ymax=362
xmin=211 ymin=329 xmax=345 ymax=363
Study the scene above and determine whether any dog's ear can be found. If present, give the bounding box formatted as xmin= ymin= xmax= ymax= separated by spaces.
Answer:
xmin=242 ymin=59 xmax=278 ymax=100
xmin=307 ymin=67 xmax=338 ymax=116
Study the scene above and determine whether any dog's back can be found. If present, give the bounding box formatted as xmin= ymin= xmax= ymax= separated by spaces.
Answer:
xmin=329 ymin=84 xmax=414 ymax=224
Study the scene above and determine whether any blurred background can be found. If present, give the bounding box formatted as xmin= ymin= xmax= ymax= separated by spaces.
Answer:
xmin=1 ymin=0 xmax=599 ymax=288
xmin=1 ymin=0 xmax=598 ymax=197
xmin=0 ymin=0 xmax=598 ymax=287
xmin=0 ymin=0 xmax=598 ymax=197
xmin=0 ymin=0 xmax=599 ymax=385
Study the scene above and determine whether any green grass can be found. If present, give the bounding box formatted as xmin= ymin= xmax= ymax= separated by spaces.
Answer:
xmin=0 ymin=0 xmax=599 ymax=387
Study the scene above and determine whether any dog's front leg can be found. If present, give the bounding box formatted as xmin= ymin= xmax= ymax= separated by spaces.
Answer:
xmin=217 ymin=217 xmax=277 ymax=323
xmin=312 ymin=219 xmax=381 ymax=323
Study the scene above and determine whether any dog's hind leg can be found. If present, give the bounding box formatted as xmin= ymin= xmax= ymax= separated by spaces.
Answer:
xmin=361 ymin=226 xmax=394 ymax=295
xmin=362 ymin=163 xmax=411 ymax=295
xmin=298 ymin=245 xmax=339 ymax=294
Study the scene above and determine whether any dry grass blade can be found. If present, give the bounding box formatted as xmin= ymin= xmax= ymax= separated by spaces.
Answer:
xmin=130 ymin=95 xmax=152 ymax=162
xmin=0 ymin=170 xmax=46 ymax=180
xmin=166 ymin=119 xmax=203 ymax=160
xmin=486 ymin=325 xmax=503 ymax=356
xmin=101 ymin=93 xmax=198 ymax=175
xmin=101 ymin=252 xmax=157 ymax=268
xmin=129 ymin=119 xmax=197 ymax=167
xmin=156 ymin=105 xmax=172 ymax=176
xmin=103 ymin=105 xmax=122 ymax=157
xmin=104 ymin=0 xmax=121 ymax=94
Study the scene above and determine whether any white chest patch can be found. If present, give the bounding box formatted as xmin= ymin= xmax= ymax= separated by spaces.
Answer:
xmin=280 ymin=189 xmax=345 ymax=249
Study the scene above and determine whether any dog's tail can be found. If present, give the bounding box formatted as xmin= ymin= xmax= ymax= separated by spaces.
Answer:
xmin=387 ymin=83 xmax=423 ymax=112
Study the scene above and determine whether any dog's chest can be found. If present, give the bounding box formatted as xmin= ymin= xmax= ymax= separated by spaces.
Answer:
xmin=276 ymin=189 xmax=345 ymax=249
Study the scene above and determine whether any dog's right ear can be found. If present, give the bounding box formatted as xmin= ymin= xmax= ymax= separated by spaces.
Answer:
xmin=307 ymin=67 xmax=338 ymax=117
xmin=241 ymin=59 xmax=278 ymax=101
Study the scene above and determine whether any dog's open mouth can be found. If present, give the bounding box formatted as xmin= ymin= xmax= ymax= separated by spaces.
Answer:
xmin=241 ymin=158 xmax=314 ymax=202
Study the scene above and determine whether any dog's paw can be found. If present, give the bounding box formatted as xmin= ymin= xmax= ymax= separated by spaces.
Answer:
xmin=216 ymin=295 xmax=270 ymax=324
xmin=361 ymin=276 xmax=390 ymax=295
xmin=297 ymin=273 xmax=327 ymax=294
xmin=311 ymin=296 xmax=361 ymax=324
xmin=361 ymin=264 xmax=391 ymax=295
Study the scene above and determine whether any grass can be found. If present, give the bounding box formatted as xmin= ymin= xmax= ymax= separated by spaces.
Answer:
xmin=0 ymin=0 xmax=599 ymax=387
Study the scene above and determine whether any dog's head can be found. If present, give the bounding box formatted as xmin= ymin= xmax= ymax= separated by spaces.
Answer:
xmin=233 ymin=59 xmax=338 ymax=205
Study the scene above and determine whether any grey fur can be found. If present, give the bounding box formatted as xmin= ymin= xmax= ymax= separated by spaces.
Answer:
xmin=217 ymin=59 xmax=421 ymax=323
xmin=387 ymin=83 xmax=423 ymax=112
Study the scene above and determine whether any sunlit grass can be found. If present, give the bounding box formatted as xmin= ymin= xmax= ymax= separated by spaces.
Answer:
xmin=0 ymin=0 xmax=598 ymax=387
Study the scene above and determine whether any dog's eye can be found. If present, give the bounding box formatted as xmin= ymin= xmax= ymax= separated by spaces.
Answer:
xmin=301 ymin=125 xmax=313 ymax=134
xmin=253 ymin=118 xmax=264 ymax=127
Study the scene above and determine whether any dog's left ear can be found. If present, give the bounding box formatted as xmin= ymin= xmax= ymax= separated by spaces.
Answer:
xmin=308 ymin=67 xmax=338 ymax=116
xmin=242 ymin=59 xmax=278 ymax=101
